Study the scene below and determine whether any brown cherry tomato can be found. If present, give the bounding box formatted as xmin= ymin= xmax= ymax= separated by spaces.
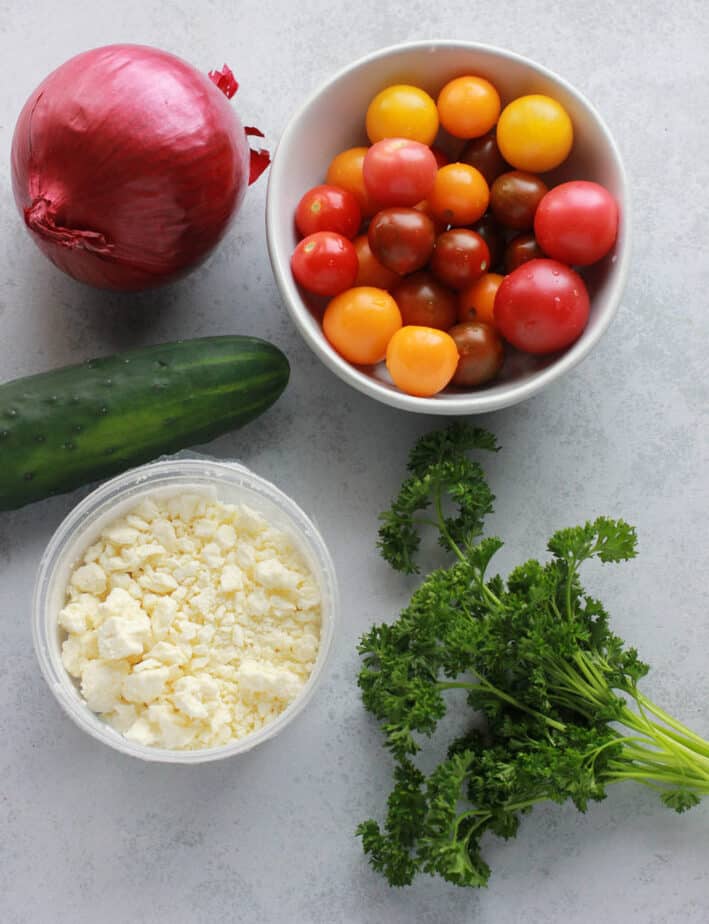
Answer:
xmin=368 ymin=207 xmax=436 ymax=275
xmin=471 ymin=215 xmax=505 ymax=269
xmin=459 ymin=130 xmax=509 ymax=185
xmin=413 ymin=200 xmax=448 ymax=234
xmin=392 ymin=271 xmax=458 ymax=330
xmin=448 ymin=321 xmax=505 ymax=387
xmin=430 ymin=229 xmax=491 ymax=290
xmin=458 ymin=273 xmax=505 ymax=325
xmin=353 ymin=234 xmax=401 ymax=290
xmin=504 ymin=232 xmax=546 ymax=273
xmin=490 ymin=171 xmax=549 ymax=231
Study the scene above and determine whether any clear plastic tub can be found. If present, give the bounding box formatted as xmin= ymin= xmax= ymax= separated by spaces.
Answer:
xmin=32 ymin=457 xmax=339 ymax=764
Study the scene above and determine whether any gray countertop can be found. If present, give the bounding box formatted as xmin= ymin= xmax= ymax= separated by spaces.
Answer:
xmin=1 ymin=2 xmax=707 ymax=922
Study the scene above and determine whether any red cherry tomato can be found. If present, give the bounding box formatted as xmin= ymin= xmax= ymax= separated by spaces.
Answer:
xmin=494 ymin=258 xmax=590 ymax=355
xmin=430 ymin=229 xmax=491 ymax=290
xmin=291 ymin=232 xmax=358 ymax=297
xmin=368 ymin=208 xmax=436 ymax=275
xmin=392 ymin=271 xmax=458 ymax=330
xmin=363 ymin=139 xmax=438 ymax=208
xmin=534 ymin=181 xmax=618 ymax=266
xmin=295 ymin=184 xmax=362 ymax=239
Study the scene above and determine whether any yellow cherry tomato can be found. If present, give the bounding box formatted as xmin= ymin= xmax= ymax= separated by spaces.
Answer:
xmin=366 ymin=85 xmax=439 ymax=145
xmin=496 ymin=95 xmax=573 ymax=172
xmin=428 ymin=163 xmax=490 ymax=227
xmin=323 ymin=286 xmax=402 ymax=365
xmin=326 ymin=147 xmax=379 ymax=217
xmin=437 ymin=76 xmax=501 ymax=139
xmin=386 ymin=326 xmax=459 ymax=397
xmin=458 ymin=273 xmax=505 ymax=326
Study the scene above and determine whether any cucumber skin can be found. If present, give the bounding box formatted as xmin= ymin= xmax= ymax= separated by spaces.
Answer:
xmin=0 ymin=336 xmax=289 ymax=511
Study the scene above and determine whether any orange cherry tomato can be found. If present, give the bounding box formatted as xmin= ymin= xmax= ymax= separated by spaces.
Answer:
xmin=353 ymin=235 xmax=401 ymax=290
xmin=323 ymin=286 xmax=402 ymax=365
xmin=437 ymin=76 xmax=501 ymax=139
xmin=458 ymin=273 xmax=505 ymax=325
xmin=386 ymin=326 xmax=459 ymax=397
xmin=326 ymin=147 xmax=379 ymax=218
xmin=428 ymin=163 xmax=490 ymax=227
xmin=365 ymin=85 xmax=439 ymax=145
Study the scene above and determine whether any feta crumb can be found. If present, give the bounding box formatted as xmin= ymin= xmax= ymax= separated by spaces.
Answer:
xmin=70 ymin=563 xmax=107 ymax=595
xmin=81 ymin=660 xmax=128 ymax=712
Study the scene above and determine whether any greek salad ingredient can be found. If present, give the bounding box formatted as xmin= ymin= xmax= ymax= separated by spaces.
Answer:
xmin=386 ymin=327 xmax=458 ymax=397
xmin=365 ymin=84 xmax=439 ymax=145
xmin=358 ymin=424 xmax=708 ymax=888
xmin=59 ymin=492 xmax=321 ymax=750
xmin=494 ymin=259 xmax=590 ymax=354
xmin=534 ymin=180 xmax=619 ymax=266
xmin=363 ymin=139 xmax=438 ymax=208
xmin=448 ymin=321 xmax=504 ymax=386
xmin=392 ymin=272 xmax=458 ymax=330
xmin=0 ymin=337 xmax=289 ymax=512
xmin=436 ymin=75 xmax=501 ymax=139
xmin=367 ymin=208 xmax=436 ymax=275
xmin=295 ymin=184 xmax=361 ymax=239
xmin=323 ymin=287 xmax=402 ymax=365
xmin=11 ymin=46 xmax=268 ymax=292
xmin=429 ymin=229 xmax=490 ymax=290
xmin=291 ymin=231 xmax=358 ymax=296
xmin=496 ymin=94 xmax=574 ymax=172
xmin=290 ymin=75 xmax=617 ymax=397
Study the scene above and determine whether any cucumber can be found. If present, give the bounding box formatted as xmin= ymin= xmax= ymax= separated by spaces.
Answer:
xmin=0 ymin=336 xmax=289 ymax=511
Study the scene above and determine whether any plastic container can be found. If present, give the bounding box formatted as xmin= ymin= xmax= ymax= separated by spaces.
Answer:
xmin=32 ymin=457 xmax=339 ymax=764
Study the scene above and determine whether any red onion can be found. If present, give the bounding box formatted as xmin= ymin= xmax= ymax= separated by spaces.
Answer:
xmin=11 ymin=45 xmax=270 ymax=291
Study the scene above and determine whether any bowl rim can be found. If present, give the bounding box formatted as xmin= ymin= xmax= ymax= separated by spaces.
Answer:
xmin=31 ymin=457 xmax=339 ymax=764
xmin=266 ymin=39 xmax=631 ymax=415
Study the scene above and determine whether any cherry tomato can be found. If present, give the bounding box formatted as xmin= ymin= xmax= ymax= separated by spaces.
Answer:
xmin=449 ymin=321 xmax=505 ymax=387
xmin=291 ymin=232 xmax=358 ymax=296
xmin=430 ymin=229 xmax=490 ymax=290
xmin=471 ymin=215 xmax=505 ymax=269
xmin=353 ymin=235 xmax=401 ymax=290
xmin=366 ymin=85 xmax=439 ymax=145
xmin=428 ymin=164 xmax=490 ymax=227
xmin=437 ymin=75 xmax=501 ymax=139
xmin=496 ymin=95 xmax=573 ymax=173
xmin=504 ymin=233 xmax=545 ymax=273
xmin=386 ymin=326 xmax=459 ymax=397
xmin=392 ymin=272 xmax=458 ymax=330
xmin=494 ymin=259 xmax=590 ymax=355
xmin=368 ymin=208 xmax=435 ymax=275
xmin=458 ymin=273 xmax=505 ymax=325
xmin=431 ymin=146 xmax=450 ymax=169
xmin=413 ymin=200 xmax=448 ymax=234
xmin=326 ymin=147 xmax=379 ymax=218
xmin=534 ymin=181 xmax=618 ymax=266
xmin=323 ymin=286 xmax=402 ymax=365
xmin=490 ymin=171 xmax=548 ymax=231
xmin=363 ymin=138 xmax=438 ymax=207
xmin=295 ymin=184 xmax=362 ymax=239
xmin=459 ymin=130 xmax=509 ymax=185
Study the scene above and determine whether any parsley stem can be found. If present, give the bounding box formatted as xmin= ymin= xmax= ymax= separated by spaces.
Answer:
xmin=433 ymin=486 xmax=465 ymax=562
xmin=437 ymin=675 xmax=567 ymax=733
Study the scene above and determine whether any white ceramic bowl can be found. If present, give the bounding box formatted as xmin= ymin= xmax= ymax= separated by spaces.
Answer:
xmin=32 ymin=457 xmax=338 ymax=764
xmin=266 ymin=41 xmax=630 ymax=414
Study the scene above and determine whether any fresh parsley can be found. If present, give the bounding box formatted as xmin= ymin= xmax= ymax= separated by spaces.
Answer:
xmin=358 ymin=423 xmax=708 ymax=888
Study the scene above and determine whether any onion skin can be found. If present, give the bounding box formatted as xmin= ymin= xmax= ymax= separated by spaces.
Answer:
xmin=11 ymin=44 xmax=251 ymax=291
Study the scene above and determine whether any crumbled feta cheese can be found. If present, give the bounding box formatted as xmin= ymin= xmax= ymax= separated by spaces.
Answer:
xmin=70 ymin=562 xmax=107 ymax=595
xmin=59 ymin=492 xmax=322 ymax=750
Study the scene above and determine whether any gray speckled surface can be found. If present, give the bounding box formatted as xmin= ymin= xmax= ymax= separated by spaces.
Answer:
xmin=1 ymin=1 xmax=708 ymax=922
